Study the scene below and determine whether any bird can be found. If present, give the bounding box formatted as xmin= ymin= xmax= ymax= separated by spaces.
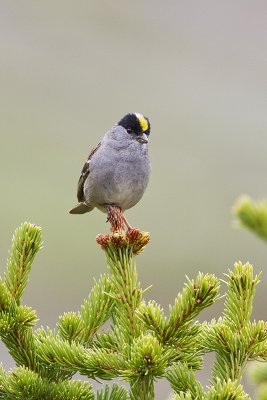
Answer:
xmin=69 ymin=113 xmax=151 ymax=231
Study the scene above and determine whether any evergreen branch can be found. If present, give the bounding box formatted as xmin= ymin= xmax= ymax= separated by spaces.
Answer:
xmin=233 ymin=196 xmax=267 ymax=398
xmin=15 ymin=305 xmax=38 ymax=327
xmin=93 ymin=331 xmax=118 ymax=351
xmin=53 ymin=379 xmax=94 ymax=400
xmin=0 ymin=221 xmax=266 ymax=399
xmin=223 ymin=262 xmax=260 ymax=330
xmin=129 ymin=377 xmax=154 ymax=400
xmin=138 ymin=300 xmax=203 ymax=368
xmin=246 ymin=321 xmax=267 ymax=360
xmin=0 ymin=298 xmax=37 ymax=337
xmin=1 ymin=328 xmax=37 ymax=370
xmin=123 ymin=333 xmax=172 ymax=380
xmin=0 ymin=365 xmax=94 ymax=400
xmin=104 ymin=241 xmax=145 ymax=342
xmin=96 ymin=384 xmax=129 ymax=400
xmin=172 ymin=394 xmax=193 ymax=400
xmin=58 ymin=311 xmax=84 ymax=343
xmin=4 ymin=223 xmax=42 ymax=304
xmin=0 ymin=318 xmax=38 ymax=371
xmin=164 ymin=273 xmax=220 ymax=342
xmin=0 ymin=284 xmax=38 ymax=369
xmin=58 ymin=275 xmax=115 ymax=345
xmin=122 ymin=333 xmax=174 ymax=400
xmin=205 ymin=379 xmax=249 ymax=400
xmin=169 ymin=324 xmax=203 ymax=369
xmin=0 ymin=277 xmax=12 ymax=310
xmin=137 ymin=300 xmax=167 ymax=338
xmin=201 ymin=320 xmax=244 ymax=381
xmin=80 ymin=274 xmax=115 ymax=344
xmin=0 ymin=365 xmax=45 ymax=400
xmin=36 ymin=332 xmax=126 ymax=379
xmin=0 ymin=223 xmax=41 ymax=370
xmin=0 ymin=272 xmax=38 ymax=370
xmin=165 ymin=362 xmax=205 ymax=398
xmin=200 ymin=262 xmax=267 ymax=384
xmin=201 ymin=324 xmax=263 ymax=380
xmin=234 ymin=196 xmax=267 ymax=242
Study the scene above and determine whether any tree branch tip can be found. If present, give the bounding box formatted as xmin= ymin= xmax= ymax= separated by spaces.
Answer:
xmin=96 ymin=228 xmax=150 ymax=254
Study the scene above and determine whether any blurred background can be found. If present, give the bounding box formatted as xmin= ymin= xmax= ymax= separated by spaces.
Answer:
xmin=0 ymin=1 xmax=266 ymax=397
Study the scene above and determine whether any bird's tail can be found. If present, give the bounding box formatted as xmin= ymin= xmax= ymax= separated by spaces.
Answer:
xmin=69 ymin=203 xmax=94 ymax=214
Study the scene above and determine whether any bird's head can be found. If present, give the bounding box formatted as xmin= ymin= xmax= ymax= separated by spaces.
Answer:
xmin=118 ymin=113 xmax=150 ymax=144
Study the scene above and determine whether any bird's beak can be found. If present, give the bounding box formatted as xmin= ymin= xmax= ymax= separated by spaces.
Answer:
xmin=137 ymin=133 xmax=149 ymax=144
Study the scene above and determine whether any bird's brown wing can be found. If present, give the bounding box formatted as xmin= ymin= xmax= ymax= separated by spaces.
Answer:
xmin=77 ymin=142 xmax=101 ymax=202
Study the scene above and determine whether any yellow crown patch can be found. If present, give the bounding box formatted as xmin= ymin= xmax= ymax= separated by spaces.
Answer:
xmin=135 ymin=113 xmax=149 ymax=132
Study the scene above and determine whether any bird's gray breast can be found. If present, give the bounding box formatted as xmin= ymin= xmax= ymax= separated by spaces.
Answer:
xmin=85 ymin=136 xmax=151 ymax=211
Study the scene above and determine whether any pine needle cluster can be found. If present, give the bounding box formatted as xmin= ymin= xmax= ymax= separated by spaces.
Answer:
xmin=234 ymin=195 xmax=267 ymax=398
xmin=0 ymin=222 xmax=266 ymax=399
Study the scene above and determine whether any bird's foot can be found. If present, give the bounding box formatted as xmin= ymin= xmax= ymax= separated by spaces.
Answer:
xmin=106 ymin=205 xmax=132 ymax=232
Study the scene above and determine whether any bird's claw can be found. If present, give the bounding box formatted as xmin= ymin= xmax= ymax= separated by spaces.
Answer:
xmin=105 ymin=205 xmax=131 ymax=232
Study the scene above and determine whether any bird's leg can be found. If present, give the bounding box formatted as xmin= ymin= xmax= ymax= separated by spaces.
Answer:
xmin=121 ymin=214 xmax=132 ymax=230
xmin=106 ymin=205 xmax=132 ymax=231
xmin=106 ymin=205 xmax=125 ymax=232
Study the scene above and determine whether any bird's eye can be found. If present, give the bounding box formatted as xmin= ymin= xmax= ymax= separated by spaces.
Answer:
xmin=126 ymin=128 xmax=133 ymax=134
